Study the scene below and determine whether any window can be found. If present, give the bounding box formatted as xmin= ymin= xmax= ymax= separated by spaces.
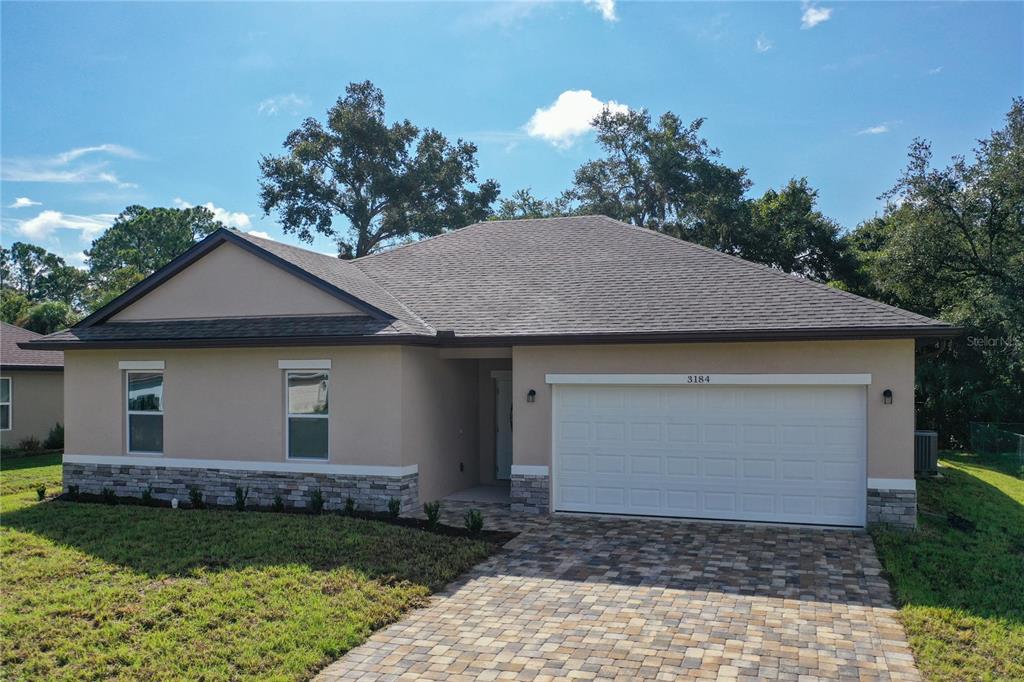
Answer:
xmin=286 ymin=371 xmax=328 ymax=459
xmin=0 ymin=378 xmax=10 ymax=431
xmin=127 ymin=372 xmax=163 ymax=454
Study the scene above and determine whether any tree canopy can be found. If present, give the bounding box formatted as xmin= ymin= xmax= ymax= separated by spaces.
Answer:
xmin=259 ymin=80 xmax=500 ymax=258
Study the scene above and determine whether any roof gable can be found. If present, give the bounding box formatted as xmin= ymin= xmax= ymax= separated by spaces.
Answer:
xmin=77 ymin=229 xmax=413 ymax=329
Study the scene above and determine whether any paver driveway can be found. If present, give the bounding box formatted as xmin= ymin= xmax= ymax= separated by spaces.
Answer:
xmin=317 ymin=504 xmax=918 ymax=681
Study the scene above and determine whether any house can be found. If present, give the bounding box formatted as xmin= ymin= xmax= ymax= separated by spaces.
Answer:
xmin=2 ymin=322 xmax=64 ymax=448
xmin=21 ymin=216 xmax=957 ymax=527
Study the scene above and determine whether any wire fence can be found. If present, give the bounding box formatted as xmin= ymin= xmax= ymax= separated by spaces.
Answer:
xmin=970 ymin=422 xmax=1024 ymax=478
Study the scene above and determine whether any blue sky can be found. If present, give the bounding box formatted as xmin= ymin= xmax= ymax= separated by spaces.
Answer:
xmin=2 ymin=1 xmax=1021 ymax=263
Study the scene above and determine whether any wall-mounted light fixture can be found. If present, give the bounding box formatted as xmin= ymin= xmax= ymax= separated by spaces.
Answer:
xmin=882 ymin=389 xmax=893 ymax=405
xmin=527 ymin=389 xmax=536 ymax=403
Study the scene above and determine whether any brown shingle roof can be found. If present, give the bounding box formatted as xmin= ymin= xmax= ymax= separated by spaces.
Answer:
xmin=353 ymin=215 xmax=951 ymax=338
xmin=2 ymin=322 xmax=64 ymax=368
xmin=22 ymin=216 xmax=955 ymax=349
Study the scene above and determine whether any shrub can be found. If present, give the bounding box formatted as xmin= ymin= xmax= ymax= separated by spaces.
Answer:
xmin=43 ymin=422 xmax=64 ymax=449
xmin=141 ymin=486 xmax=154 ymax=506
xmin=423 ymin=501 xmax=442 ymax=531
xmin=101 ymin=488 xmax=117 ymax=505
xmin=387 ymin=497 xmax=401 ymax=519
xmin=272 ymin=494 xmax=285 ymax=512
xmin=17 ymin=436 xmax=41 ymax=452
xmin=464 ymin=508 xmax=484 ymax=536
xmin=66 ymin=484 xmax=79 ymax=500
xmin=310 ymin=488 xmax=324 ymax=514
xmin=188 ymin=486 xmax=204 ymax=509
xmin=234 ymin=486 xmax=249 ymax=511
xmin=343 ymin=496 xmax=355 ymax=515
xmin=35 ymin=484 xmax=46 ymax=501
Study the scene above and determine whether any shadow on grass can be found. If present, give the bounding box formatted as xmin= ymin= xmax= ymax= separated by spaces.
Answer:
xmin=1 ymin=499 xmax=493 ymax=591
xmin=872 ymin=455 xmax=1024 ymax=625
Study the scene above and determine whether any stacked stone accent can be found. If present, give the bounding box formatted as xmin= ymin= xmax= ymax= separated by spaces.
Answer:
xmin=64 ymin=462 xmax=418 ymax=513
xmin=867 ymin=487 xmax=917 ymax=529
xmin=510 ymin=472 xmax=550 ymax=514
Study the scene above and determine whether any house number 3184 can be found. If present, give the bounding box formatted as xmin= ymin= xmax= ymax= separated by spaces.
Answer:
xmin=687 ymin=375 xmax=712 ymax=384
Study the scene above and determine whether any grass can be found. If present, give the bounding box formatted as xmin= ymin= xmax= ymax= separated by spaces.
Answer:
xmin=872 ymin=452 xmax=1024 ymax=681
xmin=0 ymin=454 xmax=494 ymax=681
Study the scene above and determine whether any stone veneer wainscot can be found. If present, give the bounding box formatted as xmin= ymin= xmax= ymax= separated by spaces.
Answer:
xmin=510 ymin=471 xmax=550 ymax=514
xmin=866 ymin=486 xmax=917 ymax=529
xmin=63 ymin=459 xmax=419 ymax=513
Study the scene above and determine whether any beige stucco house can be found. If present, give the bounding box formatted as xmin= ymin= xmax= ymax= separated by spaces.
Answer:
xmin=22 ymin=216 xmax=957 ymax=527
xmin=2 ymin=322 xmax=64 ymax=448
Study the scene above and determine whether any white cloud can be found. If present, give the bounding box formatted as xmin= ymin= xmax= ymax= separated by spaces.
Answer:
xmin=858 ymin=123 xmax=891 ymax=135
xmin=755 ymin=34 xmax=773 ymax=53
xmin=525 ymin=90 xmax=628 ymax=148
xmin=801 ymin=4 xmax=832 ymax=29
xmin=927 ymin=66 xmax=943 ymax=75
xmin=173 ymin=198 xmax=252 ymax=229
xmin=65 ymin=251 xmax=88 ymax=267
xmin=8 ymin=197 xmax=41 ymax=208
xmin=16 ymin=210 xmax=116 ymax=241
xmin=246 ymin=230 xmax=273 ymax=240
xmin=257 ymin=93 xmax=310 ymax=116
xmin=1 ymin=144 xmax=140 ymax=187
xmin=583 ymin=0 xmax=617 ymax=22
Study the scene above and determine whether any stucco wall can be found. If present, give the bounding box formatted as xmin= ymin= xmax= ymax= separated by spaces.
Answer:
xmin=400 ymin=347 xmax=480 ymax=502
xmin=111 ymin=242 xmax=361 ymax=321
xmin=0 ymin=370 xmax=63 ymax=447
xmin=64 ymin=347 xmax=403 ymax=465
xmin=511 ymin=339 xmax=916 ymax=481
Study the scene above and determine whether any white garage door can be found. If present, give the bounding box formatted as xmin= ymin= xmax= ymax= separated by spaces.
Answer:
xmin=552 ymin=383 xmax=866 ymax=526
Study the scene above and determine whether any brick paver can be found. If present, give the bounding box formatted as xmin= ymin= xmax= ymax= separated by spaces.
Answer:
xmin=316 ymin=504 xmax=918 ymax=681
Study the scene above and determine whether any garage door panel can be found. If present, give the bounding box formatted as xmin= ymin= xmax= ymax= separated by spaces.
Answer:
xmin=553 ymin=384 xmax=866 ymax=526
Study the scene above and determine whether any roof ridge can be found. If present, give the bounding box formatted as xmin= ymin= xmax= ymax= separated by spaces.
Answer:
xmin=601 ymin=216 xmax=945 ymax=327
xmin=353 ymin=220 xmax=494 ymax=262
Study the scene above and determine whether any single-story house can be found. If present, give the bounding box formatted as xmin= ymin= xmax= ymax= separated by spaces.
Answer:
xmin=22 ymin=216 xmax=957 ymax=527
xmin=2 ymin=321 xmax=64 ymax=448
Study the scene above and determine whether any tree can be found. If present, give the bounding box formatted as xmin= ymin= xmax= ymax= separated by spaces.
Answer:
xmin=259 ymin=80 xmax=500 ymax=259
xmin=494 ymin=188 xmax=572 ymax=220
xmin=2 ymin=242 xmax=63 ymax=300
xmin=1 ymin=289 xmax=31 ymax=325
xmin=16 ymin=301 xmax=76 ymax=334
xmin=38 ymin=265 xmax=90 ymax=309
xmin=86 ymin=205 xmax=224 ymax=281
xmin=566 ymin=108 xmax=751 ymax=242
xmin=740 ymin=178 xmax=855 ymax=282
xmin=846 ymin=98 xmax=1024 ymax=444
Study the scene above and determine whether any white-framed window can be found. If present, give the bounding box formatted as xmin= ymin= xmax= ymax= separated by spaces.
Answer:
xmin=285 ymin=370 xmax=329 ymax=460
xmin=0 ymin=377 xmax=10 ymax=431
xmin=126 ymin=371 xmax=163 ymax=454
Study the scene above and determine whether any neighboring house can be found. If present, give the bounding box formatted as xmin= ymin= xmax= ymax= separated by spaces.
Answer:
xmin=1 ymin=322 xmax=64 ymax=448
xmin=22 ymin=216 xmax=957 ymax=527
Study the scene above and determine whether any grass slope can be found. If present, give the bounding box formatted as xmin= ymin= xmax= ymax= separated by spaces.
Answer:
xmin=0 ymin=454 xmax=493 ymax=681
xmin=872 ymin=453 xmax=1024 ymax=681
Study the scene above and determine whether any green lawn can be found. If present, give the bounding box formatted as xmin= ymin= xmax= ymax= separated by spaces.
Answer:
xmin=0 ymin=454 xmax=494 ymax=681
xmin=872 ymin=453 xmax=1024 ymax=681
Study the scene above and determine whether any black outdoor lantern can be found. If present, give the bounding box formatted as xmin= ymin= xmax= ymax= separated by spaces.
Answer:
xmin=883 ymin=389 xmax=893 ymax=405
xmin=527 ymin=389 xmax=537 ymax=403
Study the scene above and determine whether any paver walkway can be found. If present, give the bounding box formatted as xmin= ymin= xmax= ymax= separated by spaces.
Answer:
xmin=317 ymin=505 xmax=918 ymax=681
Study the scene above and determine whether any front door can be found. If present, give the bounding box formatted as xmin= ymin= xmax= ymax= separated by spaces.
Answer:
xmin=494 ymin=373 xmax=513 ymax=480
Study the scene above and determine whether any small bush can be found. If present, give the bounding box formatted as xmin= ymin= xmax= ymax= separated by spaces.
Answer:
xmin=101 ymin=488 xmax=117 ymax=505
xmin=66 ymin=484 xmax=79 ymax=500
xmin=387 ymin=497 xmax=401 ymax=519
xmin=310 ymin=488 xmax=324 ymax=514
xmin=464 ymin=508 xmax=484 ymax=536
xmin=43 ymin=422 xmax=64 ymax=449
xmin=272 ymin=494 xmax=285 ymax=512
xmin=35 ymin=484 xmax=46 ymax=501
xmin=141 ymin=486 xmax=154 ymax=506
xmin=188 ymin=486 xmax=205 ymax=509
xmin=17 ymin=436 xmax=41 ymax=452
xmin=423 ymin=501 xmax=442 ymax=531
xmin=234 ymin=486 xmax=249 ymax=511
xmin=343 ymin=496 xmax=355 ymax=515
